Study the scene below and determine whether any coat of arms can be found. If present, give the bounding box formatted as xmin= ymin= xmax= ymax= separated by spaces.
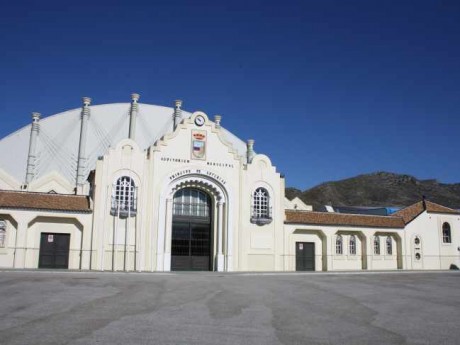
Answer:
xmin=191 ymin=130 xmax=206 ymax=160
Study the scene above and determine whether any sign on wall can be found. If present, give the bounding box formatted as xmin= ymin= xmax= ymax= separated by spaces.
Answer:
xmin=191 ymin=130 xmax=206 ymax=160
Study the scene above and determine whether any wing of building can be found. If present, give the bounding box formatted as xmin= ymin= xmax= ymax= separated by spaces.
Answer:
xmin=0 ymin=95 xmax=459 ymax=272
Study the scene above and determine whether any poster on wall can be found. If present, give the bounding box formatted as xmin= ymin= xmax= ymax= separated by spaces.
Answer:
xmin=191 ymin=130 xmax=206 ymax=160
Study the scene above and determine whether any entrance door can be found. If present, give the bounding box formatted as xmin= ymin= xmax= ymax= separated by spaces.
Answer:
xmin=171 ymin=221 xmax=211 ymax=270
xmin=171 ymin=188 xmax=212 ymax=271
xmin=296 ymin=242 xmax=315 ymax=271
xmin=38 ymin=233 xmax=70 ymax=269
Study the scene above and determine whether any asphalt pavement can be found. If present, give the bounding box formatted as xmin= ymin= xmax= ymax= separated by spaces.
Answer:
xmin=0 ymin=270 xmax=459 ymax=345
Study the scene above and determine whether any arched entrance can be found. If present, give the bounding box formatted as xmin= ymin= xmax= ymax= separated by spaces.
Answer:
xmin=171 ymin=188 xmax=212 ymax=271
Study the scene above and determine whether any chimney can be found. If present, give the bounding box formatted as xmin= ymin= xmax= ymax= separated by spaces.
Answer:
xmin=247 ymin=139 xmax=255 ymax=163
xmin=76 ymin=97 xmax=91 ymax=190
xmin=173 ymin=100 xmax=182 ymax=130
xmin=214 ymin=115 xmax=222 ymax=128
xmin=25 ymin=112 xmax=41 ymax=184
xmin=128 ymin=93 xmax=140 ymax=140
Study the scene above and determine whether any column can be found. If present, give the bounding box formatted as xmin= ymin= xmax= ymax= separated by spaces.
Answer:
xmin=217 ymin=200 xmax=224 ymax=271
xmin=163 ymin=198 xmax=173 ymax=271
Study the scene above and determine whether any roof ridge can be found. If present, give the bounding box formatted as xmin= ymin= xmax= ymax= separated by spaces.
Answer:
xmin=0 ymin=189 xmax=86 ymax=198
xmin=285 ymin=210 xmax=402 ymax=219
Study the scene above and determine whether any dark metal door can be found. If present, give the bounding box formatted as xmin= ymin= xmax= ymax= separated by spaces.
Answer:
xmin=38 ymin=233 xmax=70 ymax=269
xmin=296 ymin=242 xmax=315 ymax=271
xmin=171 ymin=221 xmax=211 ymax=271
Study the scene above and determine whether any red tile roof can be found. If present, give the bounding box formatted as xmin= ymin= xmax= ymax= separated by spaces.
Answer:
xmin=0 ymin=190 xmax=91 ymax=213
xmin=285 ymin=210 xmax=405 ymax=228
xmin=392 ymin=200 xmax=460 ymax=224
xmin=286 ymin=200 xmax=460 ymax=228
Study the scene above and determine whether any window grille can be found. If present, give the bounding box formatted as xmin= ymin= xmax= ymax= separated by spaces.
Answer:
xmin=386 ymin=236 xmax=392 ymax=255
xmin=111 ymin=176 xmax=137 ymax=217
xmin=442 ymin=222 xmax=451 ymax=243
xmin=335 ymin=235 xmax=343 ymax=255
xmin=349 ymin=235 xmax=356 ymax=255
xmin=374 ymin=236 xmax=380 ymax=255
xmin=250 ymin=188 xmax=272 ymax=225
xmin=0 ymin=220 xmax=6 ymax=248
xmin=173 ymin=188 xmax=210 ymax=218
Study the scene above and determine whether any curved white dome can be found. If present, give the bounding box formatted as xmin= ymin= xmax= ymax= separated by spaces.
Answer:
xmin=0 ymin=103 xmax=247 ymax=185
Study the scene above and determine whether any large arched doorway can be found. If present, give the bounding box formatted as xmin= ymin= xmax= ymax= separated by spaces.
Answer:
xmin=171 ymin=188 xmax=213 ymax=271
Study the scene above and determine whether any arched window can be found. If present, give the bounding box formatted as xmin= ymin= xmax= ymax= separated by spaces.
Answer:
xmin=0 ymin=220 xmax=6 ymax=248
xmin=336 ymin=235 xmax=343 ymax=255
xmin=349 ymin=235 xmax=356 ymax=255
xmin=251 ymin=188 xmax=272 ymax=224
xmin=374 ymin=236 xmax=380 ymax=255
xmin=442 ymin=222 xmax=451 ymax=243
xmin=386 ymin=236 xmax=392 ymax=255
xmin=111 ymin=176 xmax=137 ymax=217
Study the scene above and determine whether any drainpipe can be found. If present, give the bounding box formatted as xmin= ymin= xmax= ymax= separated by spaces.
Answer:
xmin=76 ymin=97 xmax=91 ymax=191
xmin=25 ymin=112 xmax=41 ymax=185
xmin=128 ymin=93 xmax=140 ymax=140
xmin=246 ymin=139 xmax=255 ymax=163
xmin=173 ymin=100 xmax=182 ymax=130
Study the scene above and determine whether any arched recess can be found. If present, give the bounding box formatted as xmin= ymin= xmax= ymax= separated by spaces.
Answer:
xmin=156 ymin=170 xmax=233 ymax=272
xmin=27 ymin=216 xmax=84 ymax=269
xmin=334 ymin=230 xmax=367 ymax=270
xmin=292 ymin=229 xmax=327 ymax=271
xmin=374 ymin=231 xmax=403 ymax=269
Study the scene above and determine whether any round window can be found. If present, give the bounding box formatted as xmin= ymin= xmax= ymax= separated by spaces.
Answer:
xmin=415 ymin=253 xmax=421 ymax=260
xmin=414 ymin=237 xmax=420 ymax=245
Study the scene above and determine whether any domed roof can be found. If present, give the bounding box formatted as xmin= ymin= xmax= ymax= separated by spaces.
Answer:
xmin=0 ymin=103 xmax=247 ymax=185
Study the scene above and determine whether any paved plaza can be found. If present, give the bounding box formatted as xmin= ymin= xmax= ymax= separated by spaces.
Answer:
xmin=0 ymin=270 xmax=459 ymax=345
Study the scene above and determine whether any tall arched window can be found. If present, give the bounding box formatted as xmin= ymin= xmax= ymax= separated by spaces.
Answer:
xmin=336 ymin=235 xmax=343 ymax=255
xmin=111 ymin=176 xmax=137 ymax=217
xmin=251 ymin=187 xmax=272 ymax=224
xmin=0 ymin=220 xmax=6 ymax=248
xmin=442 ymin=222 xmax=451 ymax=243
xmin=374 ymin=236 xmax=380 ymax=255
xmin=386 ymin=236 xmax=392 ymax=255
xmin=349 ymin=235 xmax=356 ymax=255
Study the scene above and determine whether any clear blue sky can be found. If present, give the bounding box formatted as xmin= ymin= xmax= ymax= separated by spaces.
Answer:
xmin=0 ymin=0 xmax=459 ymax=189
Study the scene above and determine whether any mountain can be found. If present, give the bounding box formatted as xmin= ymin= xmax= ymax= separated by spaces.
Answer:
xmin=287 ymin=172 xmax=460 ymax=210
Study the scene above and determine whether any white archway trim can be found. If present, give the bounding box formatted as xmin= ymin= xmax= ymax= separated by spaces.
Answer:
xmin=156 ymin=169 xmax=234 ymax=272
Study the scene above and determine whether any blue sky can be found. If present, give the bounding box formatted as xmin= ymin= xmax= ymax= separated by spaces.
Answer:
xmin=0 ymin=0 xmax=459 ymax=189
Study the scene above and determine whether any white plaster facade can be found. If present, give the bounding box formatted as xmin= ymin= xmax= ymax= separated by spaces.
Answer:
xmin=0 ymin=98 xmax=459 ymax=272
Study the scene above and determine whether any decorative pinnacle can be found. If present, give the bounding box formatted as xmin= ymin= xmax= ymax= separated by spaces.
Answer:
xmin=32 ymin=112 xmax=41 ymax=121
xmin=131 ymin=93 xmax=140 ymax=102
xmin=214 ymin=115 xmax=222 ymax=127
xmin=82 ymin=97 xmax=92 ymax=106
xmin=174 ymin=100 xmax=183 ymax=109
xmin=247 ymin=139 xmax=255 ymax=148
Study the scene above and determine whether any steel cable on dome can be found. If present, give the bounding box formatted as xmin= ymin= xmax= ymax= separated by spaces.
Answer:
xmin=86 ymin=109 xmax=130 ymax=176
xmin=34 ymin=115 xmax=78 ymax=179
xmin=37 ymin=129 xmax=78 ymax=181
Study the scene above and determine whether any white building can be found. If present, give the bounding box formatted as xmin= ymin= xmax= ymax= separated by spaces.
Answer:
xmin=0 ymin=95 xmax=459 ymax=271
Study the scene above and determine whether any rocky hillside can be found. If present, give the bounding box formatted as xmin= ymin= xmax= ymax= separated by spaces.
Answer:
xmin=286 ymin=172 xmax=460 ymax=210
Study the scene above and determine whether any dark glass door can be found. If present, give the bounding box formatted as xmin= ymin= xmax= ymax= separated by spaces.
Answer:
xmin=296 ymin=242 xmax=315 ymax=271
xmin=171 ymin=221 xmax=211 ymax=271
xmin=38 ymin=233 xmax=70 ymax=269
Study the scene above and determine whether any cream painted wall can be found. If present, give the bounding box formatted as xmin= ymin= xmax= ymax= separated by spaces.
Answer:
xmin=403 ymin=212 xmax=460 ymax=270
xmin=0 ymin=210 xmax=92 ymax=269
xmin=284 ymin=224 xmax=403 ymax=271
